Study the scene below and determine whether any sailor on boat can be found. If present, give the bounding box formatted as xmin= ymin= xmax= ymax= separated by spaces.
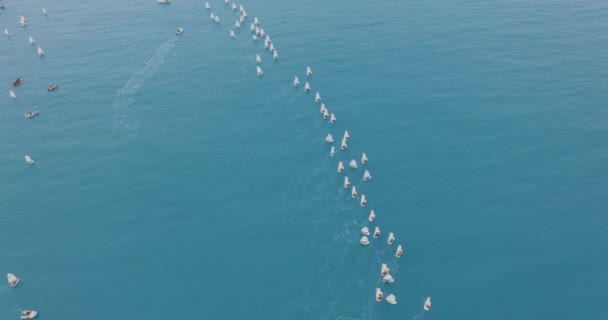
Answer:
xmin=315 ymin=92 xmax=321 ymax=102
xmin=320 ymin=103 xmax=327 ymax=114
xmin=424 ymin=297 xmax=432 ymax=311
xmin=256 ymin=66 xmax=263 ymax=76
xmin=176 ymin=27 xmax=184 ymax=35
xmin=351 ymin=186 xmax=357 ymax=198
xmin=383 ymin=274 xmax=395 ymax=284
xmin=330 ymin=146 xmax=335 ymax=157
xmin=360 ymin=195 xmax=367 ymax=207
xmin=368 ymin=210 xmax=376 ymax=222
xmin=20 ymin=310 xmax=37 ymax=319
xmin=341 ymin=138 xmax=348 ymax=150
xmin=325 ymin=134 xmax=334 ymax=143
xmin=395 ymin=244 xmax=403 ymax=258
xmin=293 ymin=76 xmax=300 ymax=86
xmin=386 ymin=294 xmax=397 ymax=305
xmin=7 ymin=273 xmax=19 ymax=287
xmin=322 ymin=109 xmax=329 ymax=119
xmin=304 ymin=82 xmax=311 ymax=92
xmin=375 ymin=288 xmax=383 ymax=302
xmin=344 ymin=176 xmax=350 ymax=189
xmin=360 ymin=236 xmax=369 ymax=245
xmin=387 ymin=232 xmax=395 ymax=245
xmin=48 ymin=84 xmax=58 ymax=91
xmin=343 ymin=130 xmax=350 ymax=141
xmin=361 ymin=152 xmax=368 ymax=164
xmin=381 ymin=263 xmax=390 ymax=276
xmin=363 ymin=170 xmax=372 ymax=181
xmin=361 ymin=226 xmax=370 ymax=236
xmin=373 ymin=226 xmax=380 ymax=238
xmin=24 ymin=155 xmax=34 ymax=164
xmin=349 ymin=159 xmax=358 ymax=169
xmin=330 ymin=113 xmax=336 ymax=124
xmin=306 ymin=66 xmax=312 ymax=76
xmin=25 ymin=111 xmax=39 ymax=119
xmin=337 ymin=161 xmax=344 ymax=173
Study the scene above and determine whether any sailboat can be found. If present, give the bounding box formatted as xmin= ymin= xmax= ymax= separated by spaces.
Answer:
xmin=424 ymin=297 xmax=432 ymax=311
xmin=24 ymin=155 xmax=34 ymax=164
xmin=4 ymin=28 xmax=10 ymax=36
xmin=235 ymin=20 xmax=241 ymax=28
xmin=351 ymin=186 xmax=357 ymax=198
xmin=330 ymin=113 xmax=336 ymax=124
xmin=42 ymin=8 xmax=48 ymax=15
xmin=387 ymin=232 xmax=395 ymax=245
xmin=273 ymin=51 xmax=279 ymax=60
xmin=205 ymin=1 xmax=211 ymax=9
xmin=254 ymin=17 xmax=259 ymax=25
xmin=306 ymin=66 xmax=312 ymax=76
xmin=232 ymin=3 xmax=237 ymax=10
xmin=304 ymin=82 xmax=310 ymax=92
xmin=325 ymin=134 xmax=334 ymax=144
xmin=229 ymin=30 xmax=235 ymax=38
xmin=256 ymin=66 xmax=263 ymax=76
xmin=256 ymin=54 xmax=262 ymax=64
xmin=363 ymin=170 xmax=372 ymax=181
xmin=337 ymin=161 xmax=344 ymax=173
xmin=293 ymin=76 xmax=300 ymax=86
xmin=7 ymin=273 xmax=19 ymax=287
xmin=349 ymin=159 xmax=358 ymax=168
xmin=37 ymin=46 xmax=44 ymax=56
xmin=28 ymin=36 xmax=35 ymax=45
xmin=19 ymin=15 xmax=26 ymax=27
xmin=361 ymin=152 xmax=368 ymax=164
xmin=315 ymin=92 xmax=321 ymax=102
xmin=10 ymin=90 xmax=17 ymax=99
xmin=344 ymin=176 xmax=350 ymax=188
xmin=386 ymin=294 xmax=397 ymax=305
xmin=214 ymin=15 xmax=220 ymax=23
xmin=20 ymin=310 xmax=38 ymax=319
xmin=176 ymin=27 xmax=184 ymax=35
xmin=330 ymin=146 xmax=335 ymax=157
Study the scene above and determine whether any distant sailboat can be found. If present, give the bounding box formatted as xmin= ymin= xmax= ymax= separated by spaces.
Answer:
xmin=37 ymin=46 xmax=44 ymax=56
xmin=361 ymin=152 xmax=368 ymax=164
xmin=315 ymin=92 xmax=321 ymax=102
xmin=330 ymin=146 xmax=335 ymax=157
xmin=210 ymin=12 xmax=215 ymax=19
xmin=306 ymin=66 xmax=312 ymax=76
xmin=368 ymin=210 xmax=376 ymax=222
xmin=361 ymin=226 xmax=370 ymax=236
xmin=386 ymin=294 xmax=397 ymax=305
xmin=363 ymin=170 xmax=372 ymax=181
xmin=375 ymin=288 xmax=383 ymax=302
xmin=360 ymin=236 xmax=369 ymax=245
xmin=344 ymin=176 xmax=350 ymax=189
xmin=337 ymin=161 xmax=344 ymax=173
xmin=395 ymin=245 xmax=403 ymax=258
xmin=19 ymin=15 xmax=26 ymax=27
xmin=387 ymin=232 xmax=395 ymax=245
xmin=343 ymin=130 xmax=350 ymax=141
xmin=24 ymin=155 xmax=34 ymax=164
xmin=235 ymin=20 xmax=241 ymax=28
xmin=9 ymin=90 xmax=17 ymax=99
xmin=341 ymin=139 xmax=348 ymax=150
xmin=320 ymin=103 xmax=327 ymax=114
xmin=28 ymin=36 xmax=35 ymax=45
xmin=304 ymin=82 xmax=310 ymax=92
xmin=330 ymin=113 xmax=336 ymax=124
xmin=4 ymin=28 xmax=10 ymax=36
xmin=383 ymin=274 xmax=395 ymax=284
xmin=7 ymin=273 xmax=19 ymax=287
xmin=252 ymin=35 xmax=258 ymax=41
xmin=205 ymin=1 xmax=211 ymax=9
xmin=273 ymin=51 xmax=278 ymax=60
xmin=42 ymin=8 xmax=48 ymax=15
xmin=325 ymin=134 xmax=334 ymax=143
xmin=230 ymin=30 xmax=235 ymax=38
xmin=293 ymin=76 xmax=300 ymax=86
xmin=381 ymin=263 xmax=390 ymax=276
xmin=351 ymin=186 xmax=357 ymax=198
xmin=254 ymin=17 xmax=259 ymax=26
xmin=322 ymin=109 xmax=329 ymax=119
xmin=214 ymin=15 xmax=220 ymax=23
xmin=256 ymin=54 xmax=262 ymax=64
xmin=360 ymin=194 xmax=367 ymax=207
xmin=256 ymin=66 xmax=263 ymax=76
xmin=424 ymin=297 xmax=432 ymax=311
xmin=232 ymin=2 xmax=237 ymax=10
xmin=239 ymin=4 xmax=244 ymax=12
xmin=349 ymin=159 xmax=358 ymax=168
xmin=250 ymin=23 xmax=255 ymax=31
xmin=373 ymin=226 xmax=380 ymax=238
xmin=269 ymin=43 xmax=274 ymax=52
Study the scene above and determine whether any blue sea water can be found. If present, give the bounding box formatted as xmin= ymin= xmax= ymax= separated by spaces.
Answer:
xmin=1 ymin=0 xmax=608 ymax=319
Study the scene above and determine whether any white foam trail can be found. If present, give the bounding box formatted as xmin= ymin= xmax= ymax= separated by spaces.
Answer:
xmin=110 ymin=38 xmax=176 ymax=144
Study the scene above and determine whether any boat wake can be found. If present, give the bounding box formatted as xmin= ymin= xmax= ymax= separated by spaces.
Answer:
xmin=110 ymin=38 xmax=176 ymax=145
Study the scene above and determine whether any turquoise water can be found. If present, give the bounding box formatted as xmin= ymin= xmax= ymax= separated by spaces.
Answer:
xmin=1 ymin=0 xmax=608 ymax=319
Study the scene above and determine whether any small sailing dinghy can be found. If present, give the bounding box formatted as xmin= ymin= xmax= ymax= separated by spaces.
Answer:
xmin=337 ymin=161 xmax=344 ymax=173
xmin=269 ymin=43 xmax=274 ymax=52
xmin=240 ymin=4 xmax=244 ymax=12
xmin=386 ymin=294 xmax=397 ymax=305
xmin=360 ymin=236 xmax=369 ymax=245
xmin=315 ymin=92 xmax=321 ymax=102
xmin=250 ymin=23 xmax=255 ymax=31
xmin=19 ymin=15 xmax=27 ymax=27
xmin=361 ymin=153 xmax=368 ymax=164
xmin=48 ymin=84 xmax=58 ymax=91
xmin=24 ymin=111 xmax=39 ymax=119
xmin=235 ymin=20 xmax=241 ymax=28
xmin=293 ymin=76 xmax=300 ymax=86
xmin=320 ymin=103 xmax=327 ymax=114
xmin=230 ymin=30 xmax=235 ymax=38
xmin=330 ymin=113 xmax=336 ymax=124
xmin=157 ymin=0 xmax=171 ymax=3
xmin=322 ymin=109 xmax=329 ymax=119
xmin=351 ymin=186 xmax=357 ymax=198
xmin=395 ymin=244 xmax=403 ymax=258
xmin=373 ymin=226 xmax=380 ymax=239
xmin=375 ymin=288 xmax=383 ymax=302
xmin=341 ymin=139 xmax=348 ymax=150
xmin=264 ymin=39 xmax=270 ymax=49
xmin=214 ymin=16 xmax=220 ymax=23
xmin=254 ymin=17 xmax=259 ymax=26
xmin=13 ymin=78 xmax=21 ymax=86
xmin=387 ymin=232 xmax=395 ymax=245
xmin=42 ymin=8 xmax=48 ymax=15
xmin=368 ymin=210 xmax=376 ymax=222
xmin=20 ymin=310 xmax=37 ymax=319
xmin=360 ymin=194 xmax=367 ymax=207
xmin=381 ymin=263 xmax=390 ymax=276
xmin=256 ymin=66 xmax=263 ymax=76
xmin=210 ymin=12 xmax=215 ymax=20
xmin=273 ymin=51 xmax=279 ymax=60
xmin=304 ymin=82 xmax=311 ymax=92
xmin=252 ymin=35 xmax=259 ymax=41
xmin=4 ymin=28 xmax=10 ymax=36
xmin=424 ymin=297 xmax=432 ymax=311
xmin=344 ymin=176 xmax=350 ymax=189
xmin=363 ymin=170 xmax=372 ymax=181
xmin=256 ymin=54 xmax=262 ymax=64
xmin=37 ymin=46 xmax=44 ymax=56
xmin=205 ymin=1 xmax=211 ymax=9
xmin=325 ymin=134 xmax=334 ymax=143
xmin=361 ymin=226 xmax=370 ymax=236
xmin=232 ymin=3 xmax=237 ymax=10
xmin=260 ymin=28 xmax=266 ymax=37
xmin=28 ymin=36 xmax=35 ymax=45
xmin=7 ymin=273 xmax=19 ymax=287
xmin=306 ymin=66 xmax=312 ymax=76
xmin=10 ymin=90 xmax=17 ymax=99
xmin=24 ymin=155 xmax=34 ymax=164
xmin=349 ymin=159 xmax=358 ymax=169
xmin=343 ymin=130 xmax=350 ymax=141
xmin=176 ymin=27 xmax=183 ymax=35
xmin=383 ymin=274 xmax=395 ymax=284
xmin=239 ymin=15 xmax=245 ymax=23
xmin=330 ymin=146 xmax=335 ymax=157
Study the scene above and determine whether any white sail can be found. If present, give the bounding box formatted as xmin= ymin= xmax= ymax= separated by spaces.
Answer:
xmin=230 ymin=30 xmax=235 ymax=38
xmin=325 ymin=134 xmax=334 ymax=143
xmin=252 ymin=35 xmax=258 ymax=40
xmin=232 ymin=2 xmax=237 ymax=10
xmin=7 ymin=273 xmax=19 ymax=287
xmin=304 ymin=82 xmax=310 ymax=92
xmin=37 ymin=46 xmax=44 ymax=56
xmin=343 ymin=130 xmax=350 ymax=140
xmin=10 ymin=90 xmax=17 ymax=99
xmin=242 ymin=10 xmax=247 ymax=18
xmin=375 ymin=288 xmax=383 ymax=302
xmin=320 ymin=103 xmax=327 ymax=113
xmin=235 ymin=21 xmax=241 ymax=28
xmin=315 ymin=92 xmax=321 ymax=102
xmin=20 ymin=310 xmax=38 ymax=319
xmin=360 ymin=236 xmax=369 ymax=245
xmin=395 ymin=244 xmax=403 ymax=258
xmin=214 ymin=16 xmax=220 ymax=22
xmin=351 ymin=186 xmax=357 ymax=198
xmin=373 ymin=226 xmax=380 ymax=238
xmin=264 ymin=39 xmax=269 ymax=48
xmin=386 ymin=294 xmax=397 ymax=305
xmin=265 ymin=35 xmax=271 ymax=42
xmin=293 ymin=76 xmax=300 ymax=86
xmin=306 ymin=66 xmax=312 ymax=76
xmin=330 ymin=113 xmax=336 ymax=124
xmin=269 ymin=43 xmax=274 ymax=52
xmin=360 ymin=194 xmax=366 ymax=207
xmin=255 ymin=26 xmax=260 ymax=35
xmin=361 ymin=226 xmax=370 ymax=236
xmin=349 ymin=159 xmax=358 ymax=168
xmin=256 ymin=54 xmax=262 ymax=64
xmin=254 ymin=17 xmax=259 ymax=25
xmin=260 ymin=28 xmax=266 ymax=37
xmin=250 ymin=23 xmax=255 ymax=31
xmin=424 ymin=297 xmax=432 ymax=311
xmin=337 ymin=161 xmax=344 ymax=173
xmin=381 ymin=263 xmax=390 ymax=276
xmin=224 ymin=0 xmax=229 ymax=4
xmin=341 ymin=138 xmax=348 ymax=150
xmin=322 ymin=109 xmax=329 ymax=119
xmin=368 ymin=210 xmax=376 ymax=222
xmin=28 ymin=36 xmax=35 ymax=45
xmin=363 ymin=170 xmax=372 ymax=181
xmin=256 ymin=66 xmax=263 ymax=76
xmin=24 ymin=155 xmax=34 ymax=164
xmin=383 ymin=274 xmax=395 ymax=284
xmin=387 ymin=232 xmax=395 ymax=245
xmin=239 ymin=4 xmax=244 ymax=12
xmin=4 ymin=28 xmax=10 ymax=36
xmin=239 ymin=15 xmax=245 ymax=23
xmin=42 ymin=8 xmax=48 ymax=15
xmin=361 ymin=152 xmax=368 ymax=164
xmin=205 ymin=1 xmax=211 ymax=9
xmin=344 ymin=176 xmax=350 ymax=189
xmin=19 ymin=15 xmax=26 ymax=27
xmin=330 ymin=146 xmax=335 ymax=157
xmin=210 ymin=12 xmax=215 ymax=19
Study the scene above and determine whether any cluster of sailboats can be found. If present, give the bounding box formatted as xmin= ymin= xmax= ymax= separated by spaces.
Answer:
xmin=4 ymin=13 xmax=46 ymax=56
xmin=5 ymin=273 xmax=38 ymax=319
